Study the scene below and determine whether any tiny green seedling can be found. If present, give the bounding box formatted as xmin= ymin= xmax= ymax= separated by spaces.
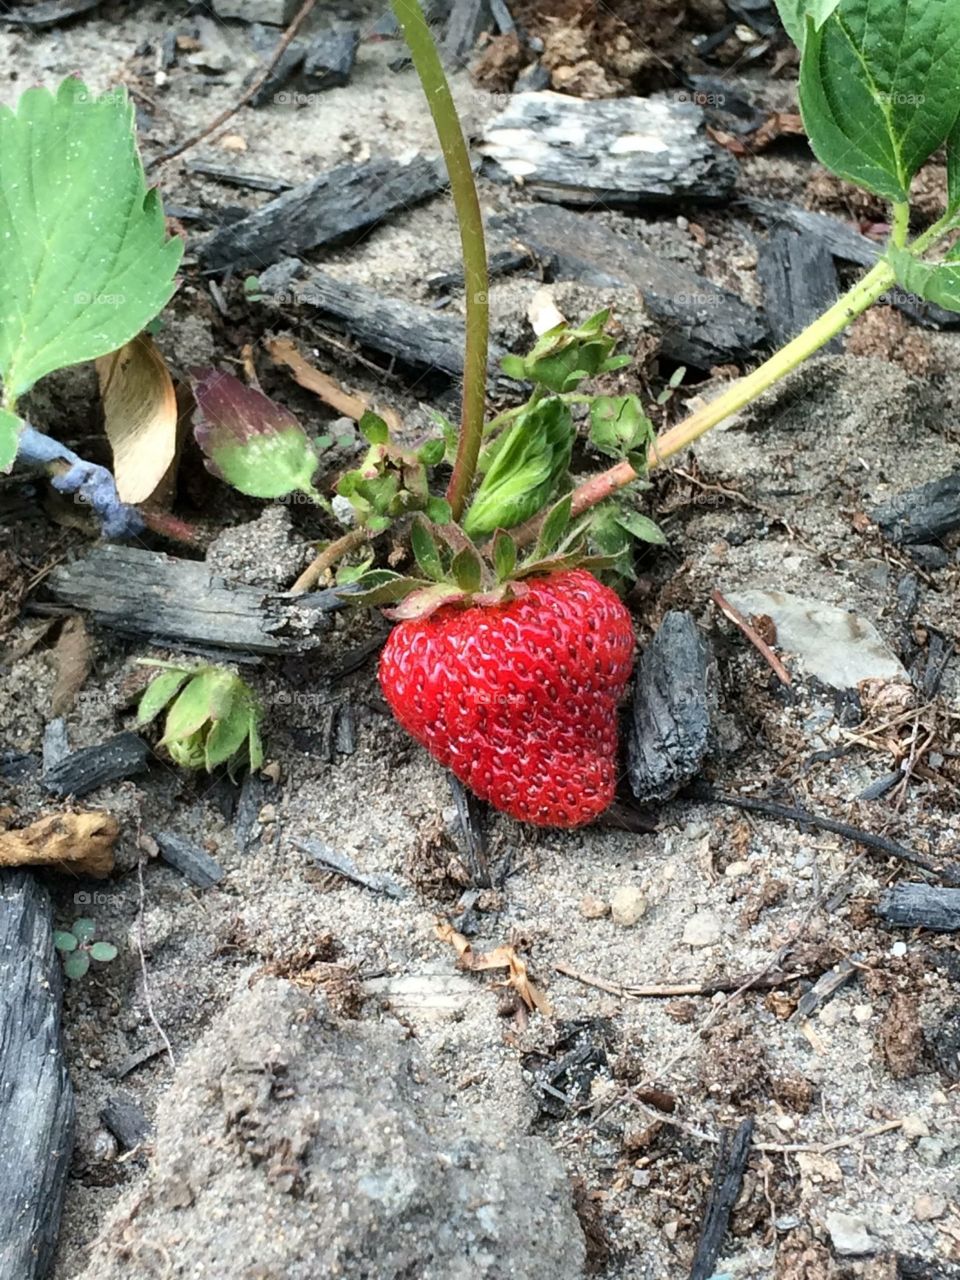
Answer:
xmin=53 ymin=918 xmax=118 ymax=981
xmin=137 ymin=661 xmax=263 ymax=774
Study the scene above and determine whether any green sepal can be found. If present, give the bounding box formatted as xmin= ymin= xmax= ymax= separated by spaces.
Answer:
xmin=204 ymin=694 xmax=257 ymax=770
xmin=425 ymin=496 xmax=453 ymax=524
xmin=615 ymin=510 xmax=668 ymax=546
xmin=533 ymin=494 xmax=572 ymax=561
xmin=384 ymin=583 xmax=466 ymax=621
xmin=343 ymin=570 xmax=433 ymax=607
xmin=137 ymin=667 xmax=192 ymax=727
xmin=360 ymin=411 xmax=389 ymax=445
xmin=417 ymin=438 xmax=445 ymax=466
xmin=589 ymin=395 xmax=654 ymax=459
xmin=411 ymin=518 xmax=445 ymax=582
xmin=451 ymin=545 xmax=484 ymax=593
xmin=492 ymin=530 xmax=517 ymax=582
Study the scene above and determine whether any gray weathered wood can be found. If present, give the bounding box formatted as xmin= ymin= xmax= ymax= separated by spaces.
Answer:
xmin=878 ymin=884 xmax=960 ymax=932
xmin=871 ymin=472 xmax=960 ymax=546
xmin=0 ymin=0 xmax=100 ymax=27
xmin=40 ymin=546 xmax=333 ymax=655
xmin=156 ymin=833 xmax=225 ymax=889
xmin=0 ymin=872 xmax=74 ymax=1280
xmin=743 ymin=198 xmax=960 ymax=329
xmin=201 ymin=155 xmax=445 ymax=272
xmin=689 ymin=1118 xmax=755 ymax=1280
xmin=497 ymin=204 xmax=766 ymax=368
xmin=479 ymin=92 xmax=737 ymax=206
xmin=259 ymin=260 xmax=507 ymax=380
xmin=628 ymin=612 xmax=714 ymax=804
xmin=442 ymin=0 xmax=493 ymax=66
xmin=758 ymin=229 xmax=841 ymax=348
xmin=43 ymin=732 xmax=150 ymax=799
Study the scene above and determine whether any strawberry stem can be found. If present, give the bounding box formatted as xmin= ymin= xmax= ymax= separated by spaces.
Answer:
xmin=391 ymin=0 xmax=489 ymax=522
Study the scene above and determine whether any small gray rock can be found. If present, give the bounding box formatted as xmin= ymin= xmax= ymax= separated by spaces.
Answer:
xmin=212 ymin=0 xmax=299 ymax=23
xmin=824 ymin=1210 xmax=877 ymax=1256
xmin=682 ymin=910 xmax=722 ymax=948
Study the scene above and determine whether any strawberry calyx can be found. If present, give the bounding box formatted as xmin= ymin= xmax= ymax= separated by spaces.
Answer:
xmin=341 ymin=493 xmax=618 ymax=621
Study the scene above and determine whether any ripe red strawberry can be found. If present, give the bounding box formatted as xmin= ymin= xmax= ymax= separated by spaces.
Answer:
xmin=379 ymin=569 xmax=634 ymax=828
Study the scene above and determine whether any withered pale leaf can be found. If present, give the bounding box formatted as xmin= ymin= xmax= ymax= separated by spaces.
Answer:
xmin=435 ymin=919 xmax=553 ymax=1015
xmin=266 ymin=336 xmax=401 ymax=431
xmin=97 ymin=333 xmax=178 ymax=504
xmin=51 ymin=615 xmax=93 ymax=716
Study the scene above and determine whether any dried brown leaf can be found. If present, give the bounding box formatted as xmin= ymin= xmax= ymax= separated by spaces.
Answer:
xmin=97 ymin=334 xmax=178 ymax=504
xmin=435 ymin=919 xmax=553 ymax=1015
xmin=51 ymin=615 xmax=92 ymax=716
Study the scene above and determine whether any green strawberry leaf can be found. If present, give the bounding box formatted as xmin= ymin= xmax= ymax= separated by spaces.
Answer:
xmin=425 ymin=495 xmax=453 ymax=524
xmin=161 ymin=669 xmax=224 ymax=743
xmin=72 ymin=918 xmax=96 ymax=943
xmin=889 ymin=246 xmax=960 ymax=311
xmin=589 ymin=395 xmax=654 ymax=459
xmin=248 ymin=720 xmax=264 ymax=772
xmin=53 ymin=930 xmax=78 ymax=952
xmin=137 ymin=667 xmax=192 ymax=726
xmin=463 ymin=398 xmax=574 ymax=538
xmin=798 ymin=3 xmax=960 ymax=203
xmin=191 ymin=368 xmax=321 ymax=500
xmin=0 ymin=78 xmax=183 ymax=406
xmin=411 ymin=518 xmax=445 ymax=582
xmin=89 ymin=941 xmax=118 ymax=963
xmin=0 ymin=408 xmax=24 ymax=474
xmin=774 ymin=0 xmax=806 ymax=46
xmin=492 ymin=530 xmax=517 ymax=582
xmin=63 ymin=951 xmax=90 ymax=980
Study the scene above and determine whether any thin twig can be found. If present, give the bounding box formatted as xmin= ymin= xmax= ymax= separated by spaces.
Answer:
xmin=553 ymin=960 xmax=809 ymax=1000
xmin=290 ymin=527 xmax=370 ymax=595
xmin=689 ymin=783 xmax=958 ymax=884
xmin=147 ymin=0 xmax=320 ymax=169
xmin=712 ymin=588 xmax=792 ymax=686
xmin=136 ymin=851 xmax=176 ymax=1070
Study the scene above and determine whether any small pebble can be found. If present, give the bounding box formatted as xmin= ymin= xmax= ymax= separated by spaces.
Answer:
xmin=825 ymin=1211 xmax=877 ymax=1256
xmin=682 ymin=910 xmax=722 ymax=947
xmin=916 ymin=1137 xmax=945 ymax=1166
xmin=890 ymin=941 xmax=907 ymax=957
xmin=610 ymin=886 xmax=647 ymax=928
xmin=914 ymin=1194 xmax=947 ymax=1222
xmin=852 ymin=1003 xmax=873 ymax=1025
xmin=774 ymin=1114 xmax=795 ymax=1133
xmin=901 ymin=1113 xmax=930 ymax=1140
xmin=258 ymin=803 xmax=277 ymax=824
xmin=724 ymin=860 xmax=750 ymax=878
xmin=579 ymin=894 xmax=608 ymax=920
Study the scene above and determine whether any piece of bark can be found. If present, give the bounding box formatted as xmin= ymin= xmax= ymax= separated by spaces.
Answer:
xmin=294 ymin=837 xmax=406 ymax=899
xmin=442 ymin=0 xmax=493 ymax=67
xmin=43 ymin=732 xmax=150 ymax=799
xmin=790 ymin=957 xmax=858 ymax=1022
xmin=0 ymin=0 xmax=100 ymax=27
xmin=479 ymin=92 xmax=736 ymax=206
xmin=742 ymin=198 xmax=960 ymax=329
xmin=0 ymin=812 xmax=117 ymax=878
xmin=628 ymin=612 xmax=714 ymax=804
xmin=870 ymin=471 xmax=960 ymax=546
xmin=156 ymin=833 xmax=225 ymax=889
xmin=303 ymin=30 xmax=358 ymax=88
xmin=878 ymin=884 xmax=960 ymax=932
xmin=0 ymin=871 xmax=74 ymax=1280
xmin=426 ymin=246 xmax=533 ymax=294
xmin=100 ymin=1093 xmax=151 ymax=1151
xmin=200 ymin=155 xmax=445 ymax=272
xmin=688 ymin=1117 xmax=755 ymax=1280
xmin=50 ymin=615 xmax=93 ymax=716
xmin=185 ymin=161 xmax=292 ymax=192
xmin=758 ymin=229 xmax=841 ymax=348
xmin=448 ymin=773 xmax=491 ymax=889
xmin=258 ymin=261 xmax=508 ymax=381
xmin=497 ymin=204 xmax=765 ymax=368
xmin=40 ymin=545 xmax=333 ymax=655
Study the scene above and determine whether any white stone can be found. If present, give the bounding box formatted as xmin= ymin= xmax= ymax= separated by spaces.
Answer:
xmin=901 ymin=1113 xmax=930 ymax=1139
xmin=914 ymin=1194 xmax=947 ymax=1221
xmin=683 ymin=910 xmax=722 ymax=947
xmin=724 ymin=860 xmax=750 ymax=878
xmin=610 ymin=887 xmax=647 ymax=928
xmin=825 ymin=1211 xmax=877 ymax=1256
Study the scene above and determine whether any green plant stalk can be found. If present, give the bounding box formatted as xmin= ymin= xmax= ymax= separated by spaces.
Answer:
xmin=391 ymin=0 xmax=489 ymax=522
